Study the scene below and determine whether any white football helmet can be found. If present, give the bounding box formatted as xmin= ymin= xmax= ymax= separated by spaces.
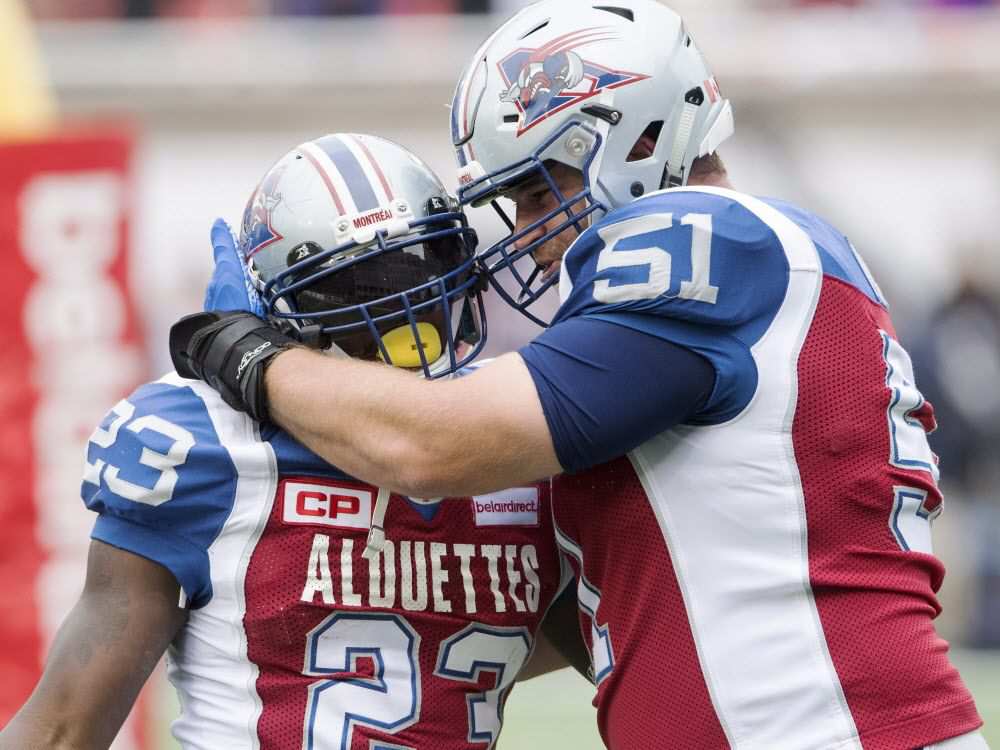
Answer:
xmin=450 ymin=0 xmax=733 ymax=325
xmin=240 ymin=134 xmax=486 ymax=377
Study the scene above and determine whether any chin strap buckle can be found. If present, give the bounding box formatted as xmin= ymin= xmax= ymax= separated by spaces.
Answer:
xmin=363 ymin=487 xmax=392 ymax=559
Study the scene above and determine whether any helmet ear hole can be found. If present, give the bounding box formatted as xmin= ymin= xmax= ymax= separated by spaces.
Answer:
xmin=627 ymin=121 xmax=663 ymax=163
xmin=593 ymin=6 xmax=634 ymax=22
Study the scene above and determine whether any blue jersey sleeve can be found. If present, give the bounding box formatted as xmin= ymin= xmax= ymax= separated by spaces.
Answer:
xmin=555 ymin=188 xmax=791 ymax=422
xmin=81 ymin=377 xmax=239 ymax=608
xmin=519 ymin=317 xmax=715 ymax=472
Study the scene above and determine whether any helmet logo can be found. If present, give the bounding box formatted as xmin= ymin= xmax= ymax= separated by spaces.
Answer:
xmin=497 ymin=27 xmax=647 ymax=137
xmin=243 ymin=163 xmax=288 ymax=259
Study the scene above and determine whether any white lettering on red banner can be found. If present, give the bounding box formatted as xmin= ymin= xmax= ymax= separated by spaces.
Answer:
xmin=471 ymin=487 xmax=540 ymax=527
xmin=10 ymin=134 xmax=146 ymax=747
xmin=282 ymin=480 xmax=373 ymax=530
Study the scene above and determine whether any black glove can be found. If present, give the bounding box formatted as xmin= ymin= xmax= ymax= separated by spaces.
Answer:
xmin=169 ymin=311 xmax=300 ymax=422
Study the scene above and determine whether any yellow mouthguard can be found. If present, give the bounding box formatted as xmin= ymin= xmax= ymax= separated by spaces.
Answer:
xmin=378 ymin=322 xmax=443 ymax=368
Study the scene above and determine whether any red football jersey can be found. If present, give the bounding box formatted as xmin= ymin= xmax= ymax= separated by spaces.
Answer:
xmin=548 ymin=188 xmax=981 ymax=749
xmin=242 ymin=479 xmax=564 ymax=749
xmin=84 ymin=379 xmax=565 ymax=748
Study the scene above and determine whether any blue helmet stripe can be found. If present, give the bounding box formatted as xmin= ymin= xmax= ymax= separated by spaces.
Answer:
xmin=315 ymin=135 xmax=379 ymax=212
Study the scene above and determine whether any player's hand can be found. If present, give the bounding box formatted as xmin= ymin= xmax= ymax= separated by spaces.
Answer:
xmin=169 ymin=311 xmax=298 ymax=422
xmin=203 ymin=218 xmax=265 ymax=316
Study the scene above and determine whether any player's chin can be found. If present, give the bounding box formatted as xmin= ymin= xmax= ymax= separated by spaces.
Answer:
xmin=541 ymin=259 xmax=562 ymax=282
xmin=533 ymin=238 xmax=571 ymax=272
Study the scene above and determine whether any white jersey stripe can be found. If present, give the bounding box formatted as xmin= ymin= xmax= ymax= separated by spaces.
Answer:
xmin=163 ymin=373 xmax=277 ymax=750
xmin=553 ymin=519 xmax=615 ymax=682
xmin=626 ymin=187 xmax=862 ymax=750
xmin=552 ymin=522 xmax=600 ymax=614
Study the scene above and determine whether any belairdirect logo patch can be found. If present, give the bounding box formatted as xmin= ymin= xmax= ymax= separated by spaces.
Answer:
xmin=472 ymin=486 xmax=540 ymax=527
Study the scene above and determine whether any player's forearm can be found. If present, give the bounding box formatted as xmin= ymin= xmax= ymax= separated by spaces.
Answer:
xmin=0 ymin=602 xmax=163 ymax=750
xmin=265 ymin=348 xmax=561 ymax=497
xmin=0 ymin=699 xmax=121 ymax=750
xmin=265 ymin=349 xmax=438 ymax=493
xmin=0 ymin=708 xmax=79 ymax=750
xmin=266 ymin=348 xmax=493 ymax=496
xmin=1 ymin=542 xmax=187 ymax=750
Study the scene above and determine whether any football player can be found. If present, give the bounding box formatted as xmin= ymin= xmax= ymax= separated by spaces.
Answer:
xmin=0 ymin=134 xmax=576 ymax=750
xmin=170 ymin=2 xmax=988 ymax=749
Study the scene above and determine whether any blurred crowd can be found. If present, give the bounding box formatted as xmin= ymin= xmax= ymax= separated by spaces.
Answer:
xmin=24 ymin=0 xmax=1000 ymax=19
xmin=25 ymin=0 xmax=485 ymax=17
xmin=904 ymin=267 xmax=1000 ymax=647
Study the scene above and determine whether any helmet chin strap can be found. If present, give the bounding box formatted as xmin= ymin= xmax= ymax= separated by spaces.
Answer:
xmin=585 ymin=109 xmax=615 ymax=212
xmin=363 ymin=488 xmax=445 ymax=559
xmin=321 ymin=339 xmax=351 ymax=359
xmin=271 ymin=302 xmax=395 ymax=560
xmin=362 ymin=335 xmax=470 ymax=559
xmin=363 ymin=487 xmax=392 ymax=560
xmin=664 ymin=92 xmax=734 ymax=190
xmin=665 ymin=90 xmax=702 ymax=188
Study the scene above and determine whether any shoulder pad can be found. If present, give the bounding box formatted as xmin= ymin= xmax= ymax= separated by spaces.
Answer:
xmin=763 ymin=197 xmax=887 ymax=307
xmin=556 ymin=188 xmax=792 ymax=332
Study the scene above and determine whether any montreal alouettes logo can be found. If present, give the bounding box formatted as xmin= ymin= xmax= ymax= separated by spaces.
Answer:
xmin=241 ymin=162 xmax=287 ymax=259
xmin=497 ymin=27 xmax=647 ymax=137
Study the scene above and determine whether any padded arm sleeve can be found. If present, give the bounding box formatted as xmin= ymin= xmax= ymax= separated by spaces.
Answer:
xmin=518 ymin=316 xmax=715 ymax=473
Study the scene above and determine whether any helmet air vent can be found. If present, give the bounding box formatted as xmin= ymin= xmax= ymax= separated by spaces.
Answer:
xmin=519 ymin=19 xmax=550 ymax=39
xmin=593 ymin=6 xmax=634 ymax=22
